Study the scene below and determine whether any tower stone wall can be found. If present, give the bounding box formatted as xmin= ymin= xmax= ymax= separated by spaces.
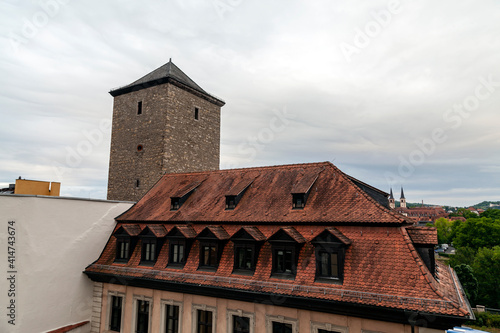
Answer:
xmin=107 ymin=61 xmax=223 ymax=202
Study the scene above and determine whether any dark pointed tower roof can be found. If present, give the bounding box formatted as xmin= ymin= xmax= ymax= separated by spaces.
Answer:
xmin=389 ymin=188 xmax=394 ymax=199
xmin=400 ymin=187 xmax=405 ymax=199
xmin=109 ymin=59 xmax=225 ymax=105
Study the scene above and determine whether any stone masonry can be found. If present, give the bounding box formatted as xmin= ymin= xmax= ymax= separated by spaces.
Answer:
xmin=107 ymin=62 xmax=224 ymax=202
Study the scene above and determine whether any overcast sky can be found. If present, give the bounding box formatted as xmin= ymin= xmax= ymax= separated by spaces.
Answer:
xmin=1 ymin=0 xmax=499 ymax=207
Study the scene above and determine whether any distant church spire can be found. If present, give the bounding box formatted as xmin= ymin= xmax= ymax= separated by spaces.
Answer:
xmin=400 ymin=187 xmax=407 ymax=208
xmin=388 ymin=188 xmax=395 ymax=209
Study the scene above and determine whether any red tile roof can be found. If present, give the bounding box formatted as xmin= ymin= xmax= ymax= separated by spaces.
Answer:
xmin=226 ymin=177 xmax=255 ymax=196
xmin=406 ymin=226 xmax=438 ymax=245
xmin=120 ymin=224 xmax=141 ymax=236
xmin=86 ymin=162 xmax=471 ymax=322
xmin=233 ymin=226 xmax=266 ymax=242
xmin=117 ymin=162 xmax=412 ymax=224
xmin=144 ymin=224 xmax=167 ymax=238
xmin=87 ymin=223 xmax=469 ymax=317
xmin=323 ymin=227 xmax=352 ymax=245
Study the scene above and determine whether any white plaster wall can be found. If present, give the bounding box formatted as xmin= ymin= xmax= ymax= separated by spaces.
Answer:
xmin=0 ymin=195 xmax=133 ymax=333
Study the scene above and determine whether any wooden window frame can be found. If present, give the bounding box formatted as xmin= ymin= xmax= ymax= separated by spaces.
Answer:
xmin=227 ymin=309 xmax=255 ymax=333
xmin=192 ymin=304 xmax=217 ymax=333
xmin=199 ymin=241 xmax=219 ymax=270
xmin=115 ymin=236 xmax=132 ymax=262
xmin=160 ymin=299 xmax=183 ymax=333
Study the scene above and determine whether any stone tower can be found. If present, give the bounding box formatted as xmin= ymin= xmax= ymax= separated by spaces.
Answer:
xmin=400 ymin=187 xmax=407 ymax=208
xmin=107 ymin=60 xmax=225 ymax=201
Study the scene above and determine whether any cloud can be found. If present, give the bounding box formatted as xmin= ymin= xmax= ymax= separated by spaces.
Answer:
xmin=0 ymin=0 xmax=499 ymax=207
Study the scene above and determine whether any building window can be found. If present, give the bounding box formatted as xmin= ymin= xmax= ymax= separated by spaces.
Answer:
xmin=226 ymin=195 xmax=236 ymax=210
xmin=310 ymin=321 xmax=348 ymax=333
xmin=170 ymin=197 xmax=181 ymax=210
xmin=136 ymin=300 xmax=150 ymax=333
xmin=233 ymin=316 xmax=250 ymax=333
xmin=269 ymin=228 xmax=305 ymax=278
xmin=116 ymin=238 xmax=131 ymax=261
xmin=312 ymin=228 xmax=350 ymax=282
xmin=234 ymin=244 xmax=254 ymax=271
xmin=137 ymin=144 xmax=144 ymax=152
xmin=141 ymin=238 xmax=157 ymax=263
xmin=136 ymin=179 xmax=140 ymax=188
xmin=171 ymin=197 xmax=181 ymax=210
xmin=272 ymin=322 xmax=293 ymax=333
xmin=317 ymin=251 xmax=339 ymax=278
xmin=165 ymin=304 xmax=180 ymax=333
xmin=194 ymin=107 xmax=199 ymax=120
xmin=266 ymin=315 xmax=297 ymax=333
xmin=273 ymin=246 xmax=294 ymax=274
xmin=227 ymin=309 xmax=255 ymax=333
xmin=197 ymin=310 xmax=213 ymax=333
xmin=109 ymin=295 xmax=122 ymax=332
xmin=200 ymin=243 xmax=218 ymax=268
xmin=192 ymin=304 xmax=216 ymax=333
xmin=170 ymin=241 xmax=185 ymax=265
xmin=292 ymin=193 xmax=306 ymax=209
xmin=138 ymin=101 xmax=143 ymax=115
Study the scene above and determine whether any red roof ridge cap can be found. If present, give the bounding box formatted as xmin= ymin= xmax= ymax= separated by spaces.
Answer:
xmin=162 ymin=161 xmax=333 ymax=177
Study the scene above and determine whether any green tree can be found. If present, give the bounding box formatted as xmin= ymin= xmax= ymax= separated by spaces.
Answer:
xmin=453 ymin=218 xmax=500 ymax=251
xmin=434 ymin=217 xmax=452 ymax=244
xmin=454 ymin=264 xmax=478 ymax=305
xmin=449 ymin=246 xmax=476 ymax=267
xmin=481 ymin=209 xmax=500 ymax=220
xmin=472 ymin=246 xmax=500 ymax=308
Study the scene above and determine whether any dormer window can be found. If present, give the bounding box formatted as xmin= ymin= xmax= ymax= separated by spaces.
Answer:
xmin=231 ymin=227 xmax=265 ymax=274
xmin=113 ymin=225 xmax=141 ymax=263
xmin=141 ymin=238 xmax=157 ymax=263
xmin=166 ymin=225 xmax=196 ymax=268
xmin=292 ymin=193 xmax=306 ymax=209
xmin=139 ymin=226 xmax=166 ymax=266
xmin=170 ymin=180 xmax=203 ymax=211
xmin=225 ymin=177 xmax=254 ymax=211
xmin=116 ymin=237 xmax=131 ymax=261
xmin=170 ymin=197 xmax=181 ymax=210
xmin=291 ymin=172 xmax=319 ymax=210
xmin=269 ymin=227 xmax=306 ymax=279
xmin=197 ymin=226 xmax=229 ymax=271
xmin=312 ymin=227 xmax=351 ymax=282
xmin=226 ymin=195 xmax=236 ymax=210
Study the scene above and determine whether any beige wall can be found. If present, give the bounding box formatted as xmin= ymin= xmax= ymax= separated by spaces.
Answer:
xmin=98 ymin=284 xmax=444 ymax=333
xmin=0 ymin=195 xmax=133 ymax=333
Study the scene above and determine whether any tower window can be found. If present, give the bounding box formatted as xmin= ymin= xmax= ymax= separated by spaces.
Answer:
xmin=137 ymin=101 xmax=142 ymax=115
xmin=137 ymin=144 xmax=143 ymax=152
xmin=194 ymin=107 xmax=199 ymax=120
xmin=135 ymin=179 xmax=140 ymax=188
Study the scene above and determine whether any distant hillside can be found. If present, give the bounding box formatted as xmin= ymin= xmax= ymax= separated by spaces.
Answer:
xmin=472 ymin=201 xmax=500 ymax=210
